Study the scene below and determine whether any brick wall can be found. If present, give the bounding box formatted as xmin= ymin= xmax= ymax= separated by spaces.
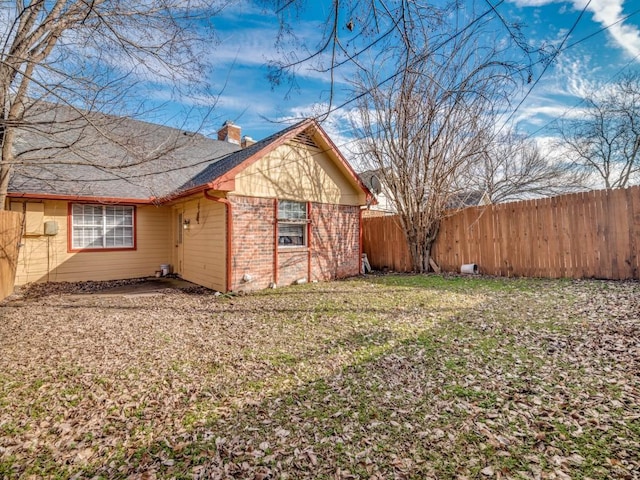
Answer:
xmin=229 ymin=196 xmax=361 ymax=291
xmin=277 ymin=249 xmax=308 ymax=286
xmin=230 ymin=196 xmax=276 ymax=291
xmin=311 ymin=203 xmax=361 ymax=281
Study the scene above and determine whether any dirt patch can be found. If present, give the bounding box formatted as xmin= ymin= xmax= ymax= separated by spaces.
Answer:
xmin=8 ymin=276 xmax=215 ymax=301
xmin=11 ymin=277 xmax=155 ymax=299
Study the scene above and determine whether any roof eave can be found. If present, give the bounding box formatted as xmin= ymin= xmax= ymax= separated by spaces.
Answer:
xmin=7 ymin=192 xmax=156 ymax=205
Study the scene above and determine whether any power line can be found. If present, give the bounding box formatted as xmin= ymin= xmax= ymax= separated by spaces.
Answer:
xmin=523 ymin=51 xmax=640 ymax=140
xmin=280 ymin=2 xmax=640 ymax=176
xmin=312 ymin=1 xmax=506 ymax=120
xmin=147 ymin=1 xmax=640 ymax=172
xmin=495 ymin=0 xmax=593 ymax=133
xmin=515 ymin=13 xmax=640 ymax=140
xmin=312 ymin=1 xmax=640 ymax=142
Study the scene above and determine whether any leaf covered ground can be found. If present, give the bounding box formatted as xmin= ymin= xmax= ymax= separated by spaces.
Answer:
xmin=0 ymin=275 xmax=638 ymax=479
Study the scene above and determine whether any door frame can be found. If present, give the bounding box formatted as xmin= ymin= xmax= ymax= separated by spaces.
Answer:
xmin=173 ymin=207 xmax=184 ymax=276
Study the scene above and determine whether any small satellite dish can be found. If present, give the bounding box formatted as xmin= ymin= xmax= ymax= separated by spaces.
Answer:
xmin=370 ymin=175 xmax=382 ymax=195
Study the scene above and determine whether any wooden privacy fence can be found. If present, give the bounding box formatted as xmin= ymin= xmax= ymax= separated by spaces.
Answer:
xmin=362 ymin=186 xmax=640 ymax=280
xmin=1 ymin=210 xmax=23 ymax=301
xmin=362 ymin=215 xmax=412 ymax=272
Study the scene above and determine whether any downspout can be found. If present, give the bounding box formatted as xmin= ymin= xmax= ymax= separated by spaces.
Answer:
xmin=307 ymin=202 xmax=312 ymax=282
xmin=204 ymin=190 xmax=233 ymax=293
xmin=359 ymin=207 xmax=363 ymax=274
xmin=273 ymin=198 xmax=279 ymax=286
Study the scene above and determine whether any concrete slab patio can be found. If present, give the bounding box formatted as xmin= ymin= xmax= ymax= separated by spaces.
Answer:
xmin=3 ymin=276 xmax=211 ymax=303
xmin=79 ymin=276 xmax=206 ymax=297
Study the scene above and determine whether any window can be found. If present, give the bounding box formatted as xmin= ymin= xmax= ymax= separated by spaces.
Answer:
xmin=176 ymin=212 xmax=183 ymax=245
xmin=71 ymin=204 xmax=135 ymax=250
xmin=278 ymin=200 xmax=307 ymax=247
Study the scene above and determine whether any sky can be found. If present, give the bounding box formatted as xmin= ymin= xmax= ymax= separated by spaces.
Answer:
xmin=144 ymin=0 xmax=640 ymax=160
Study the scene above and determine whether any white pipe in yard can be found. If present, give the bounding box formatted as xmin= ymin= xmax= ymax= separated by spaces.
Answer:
xmin=460 ymin=263 xmax=478 ymax=274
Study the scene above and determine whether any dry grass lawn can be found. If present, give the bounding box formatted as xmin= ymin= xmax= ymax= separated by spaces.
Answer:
xmin=0 ymin=275 xmax=639 ymax=479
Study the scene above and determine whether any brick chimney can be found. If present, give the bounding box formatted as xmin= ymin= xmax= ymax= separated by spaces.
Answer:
xmin=217 ymin=120 xmax=241 ymax=145
xmin=241 ymin=135 xmax=256 ymax=148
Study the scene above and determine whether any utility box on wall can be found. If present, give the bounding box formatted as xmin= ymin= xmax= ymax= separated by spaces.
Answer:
xmin=44 ymin=221 xmax=59 ymax=236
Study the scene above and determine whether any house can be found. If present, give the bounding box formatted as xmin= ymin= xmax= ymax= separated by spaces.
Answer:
xmin=6 ymin=106 xmax=373 ymax=292
xmin=359 ymin=169 xmax=396 ymax=216
xmin=359 ymin=168 xmax=492 ymax=217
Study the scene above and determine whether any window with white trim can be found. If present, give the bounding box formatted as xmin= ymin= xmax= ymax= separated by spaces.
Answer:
xmin=71 ymin=204 xmax=135 ymax=249
xmin=278 ymin=200 xmax=307 ymax=247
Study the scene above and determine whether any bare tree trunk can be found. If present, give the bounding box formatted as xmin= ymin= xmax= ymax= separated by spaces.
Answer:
xmin=402 ymin=215 xmax=439 ymax=273
xmin=406 ymin=228 xmax=426 ymax=273
xmin=0 ymin=160 xmax=11 ymax=210
xmin=0 ymin=111 xmax=13 ymax=210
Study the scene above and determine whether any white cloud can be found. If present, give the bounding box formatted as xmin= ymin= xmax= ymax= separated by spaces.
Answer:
xmin=550 ymin=55 xmax=599 ymax=97
xmin=207 ymin=18 xmax=356 ymax=85
xmin=507 ymin=0 xmax=640 ymax=58
xmin=513 ymin=103 xmax=588 ymax=125
xmin=509 ymin=0 xmax=557 ymax=5
xmin=587 ymin=0 xmax=640 ymax=57
xmin=209 ymin=27 xmax=280 ymax=67
xmin=216 ymin=94 xmax=275 ymax=115
xmin=533 ymin=135 xmax=566 ymax=164
xmin=216 ymin=0 xmax=272 ymax=18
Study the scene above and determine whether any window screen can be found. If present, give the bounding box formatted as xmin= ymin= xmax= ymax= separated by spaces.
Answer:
xmin=72 ymin=204 xmax=134 ymax=249
xmin=278 ymin=201 xmax=307 ymax=247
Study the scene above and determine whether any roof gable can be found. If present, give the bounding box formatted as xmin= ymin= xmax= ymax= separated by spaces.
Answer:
xmin=172 ymin=121 xmax=308 ymax=197
xmin=171 ymin=119 xmax=373 ymax=204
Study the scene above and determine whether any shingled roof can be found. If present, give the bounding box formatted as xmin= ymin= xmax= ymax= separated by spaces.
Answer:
xmin=8 ymin=103 xmax=310 ymax=202
xmin=9 ymin=105 xmax=242 ymax=201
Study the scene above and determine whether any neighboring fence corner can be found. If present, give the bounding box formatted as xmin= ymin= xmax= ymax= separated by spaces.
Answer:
xmin=1 ymin=210 xmax=24 ymax=301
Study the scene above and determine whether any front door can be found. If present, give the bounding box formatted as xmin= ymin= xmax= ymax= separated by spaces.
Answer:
xmin=173 ymin=210 xmax=184 ymax=276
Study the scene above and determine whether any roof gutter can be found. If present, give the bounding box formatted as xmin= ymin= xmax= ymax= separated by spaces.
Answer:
xmin=7 ymin=192 xmax=155 ymax=205
xmin=359 ymin=207 xmax=364 ymax=274
xmin=204 ymin=189 xmax=233 ymax=293
xmin=160 ymin=176 xmax=237 ymax=204
xmin=160 ymin=184 xmax=210 ymax=204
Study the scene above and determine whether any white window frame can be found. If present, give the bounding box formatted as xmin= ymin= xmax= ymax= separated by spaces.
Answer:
xmin=277 ymin=200 xmax=308 ymax=248
xmin=71 ymin=204 xmax=135 ymax=250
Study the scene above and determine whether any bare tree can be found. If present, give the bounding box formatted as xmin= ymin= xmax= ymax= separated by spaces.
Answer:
xmin=556 ymin=72 xmax=640 ymax=190
xmin=352 ymin=11 xmax=519 ymax=273
xmin=468 ymin=131 xmax=587 ymax=203
xmin=0 ymin=0 xmax=228 ymax=209
xmin=263 ymin=0 xmax=538 ymax=115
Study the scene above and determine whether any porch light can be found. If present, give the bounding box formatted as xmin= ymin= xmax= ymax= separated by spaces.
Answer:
xmin=183 ymin=218 xmax=191 ymax=230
